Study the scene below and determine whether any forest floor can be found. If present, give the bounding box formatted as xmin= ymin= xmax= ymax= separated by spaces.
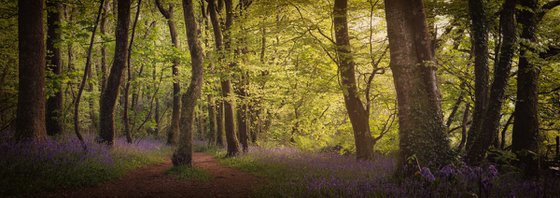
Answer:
xmin=40 ymin=152 xmax=261 ymax=198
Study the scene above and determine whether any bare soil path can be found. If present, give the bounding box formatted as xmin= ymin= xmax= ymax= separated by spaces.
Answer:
xmin=41 ymin=152 xmax=261 ymax=198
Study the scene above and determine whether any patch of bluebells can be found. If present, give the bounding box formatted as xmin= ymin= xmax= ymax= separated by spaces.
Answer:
xmin=0 ymin=132 xmax=167 ymax=195
xmin=242 ymin=147 xmax=560 ymax=197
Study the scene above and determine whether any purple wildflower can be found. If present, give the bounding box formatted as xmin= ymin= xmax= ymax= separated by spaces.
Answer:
xmin=439 ymin=164 xmax=455 ymax=177
xmin=420 ymin=167 xmax=436 ymax=182
xmin=487 ymin=165 xmax=499 ymax=178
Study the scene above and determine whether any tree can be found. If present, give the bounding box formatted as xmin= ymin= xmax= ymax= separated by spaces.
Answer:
xmin=467 ymin=0 xmax=518 ymax=164
xmin=332 ymin=0 xmax=374 ymax=160
xmin=123 ymin=0 xmax=142 ymax=143
xmin=46 ymin=0 xmax=64 ymax=136
xmin=99 ymin=0 xmax=131 ymax=144
xmin=75 ymin=0 xmax=106 ymax=146
xmin=208 ymin=0 xmax=240 ymax=156
xmin=16 ymin=0 xmax=47 ymax=141
xmin=172 ymin=0 xmax=204 ymax=167
xmin=465 ymin=0 xmax=490 ymax=151
xmin=384 ymin=0 xmax=451 ymax=168
xmin=155 ymin=0 xmax=181 ymax=145
xmin=511 ymin=0 xmax=540 ymax=177
xmin=99 ymin=0 xmax=110 ymax=93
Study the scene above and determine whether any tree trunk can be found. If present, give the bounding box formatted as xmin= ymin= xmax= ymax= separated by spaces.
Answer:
xmin=216 ymin=100 xmax=224 ymax=146
xmin=16 ymin=0 xmax=47 ymax=141
xmin=208 ymin=0 xmax=240 ymax=156
xmin=99 ymin=0 xmax=131 ymax=145
xmin=512 ymin=0 xmax=539 ymax=177
xmin=207 ymin=94 xmax=217 ymax=144
xmin=235 ymin=73 xmax=249 ymax=152
xmin=156 ymin=0 xmax=181 ymax=145
xmin=446 ymin=93 xmax=463 ymax=130
xmin=467 ymin=0 xmax=517 ymax=164
xmin=384 ymin=0 xmax=450 ymax=168
xmin=172 ymin=0 xmax=204 ymax=167
xmin=457 ymin=103 xmax=470 ymax=152
xmin=99 ymin=0 xmax=110 ymax=94
xmin=75 ymin=0 xmax=105 ymax=147
xmin=465 ymin=0 xmax=490 ymax=151
xmin=46 ymin=1 xmax=64 ymax=136
xmin=333 ymin=0 xmax=374 ymax=160
xmin=123 ymin=0 xmax=142 ymax=144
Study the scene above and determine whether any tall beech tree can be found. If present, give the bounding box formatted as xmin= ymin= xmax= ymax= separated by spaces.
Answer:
xmin=511 ymin=0 xmax=542 ymax=177
xmin=99 ymin=0 xmax=131 ymax=144
xmin=384 ymin=0 xmax=451 ymax=168
xmin=172 ymin=0 xmax=204 ymax=167
xmin=333 ymin=0 xmax=374 ymax=160
xmin=46 ymin=0 xmax=64 ymax=136
xmin=155 ymin=0 xmax=181 ymax=145
xmin=467 ymin=0 xmax=518 ymax=164
xmin=465 ymin=0 xmax=490 ymax=151
xmin=16 ymin=0 xmax=47 ymax=141
xmin=208 ymin=0 xmax=240 ymax=156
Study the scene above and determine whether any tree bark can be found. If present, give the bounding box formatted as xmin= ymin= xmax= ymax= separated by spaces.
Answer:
xmin=457 ymin=103 xmax=470 ymax=152
xmin=208 ymin=94 xmax=217 ymax=144
xmin=512 ymin=0 xmax=539 ymax=177
xmin=123 ymin=0 xmax=142 ymax=144
xmin=156 ymin=0 xmax=181 ymax=145
xmin=99 ymin=0 xmax=110 ymax=94
xmin=16 ymin=0 xmax=47 ymax=141
xmin=332 ymin=0 xmax=374 ymax=160
xmin=384 ymin=0 xmax=451 ymax=168
xmin=465 ymin=0 xmax=490 ymax=152
xmin=467 ymin=0 xmax=517 ymax=164
xmin=46 ymin=1 xmax=64 ymax=136
xmin=208 ymin=0 xmax=240 ymax=156
xmin=99 ymin=0 xmax=131 ymax=145
xmin=75 ymin=0 xmax=105 ymax=147
xmin=172 ymin=0 xmax=204 ymax=167
xmin=216 ymin=101 xmax=225 ymax=146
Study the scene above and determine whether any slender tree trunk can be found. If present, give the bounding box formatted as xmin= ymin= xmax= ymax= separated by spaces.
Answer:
xmin=457 ymin=103 xmax=470 ymax=152
xmin=466 ymin=0 xmax=490 ymax=151
xmin=172 ymin=0 xmax=204 ymax=167
xmin=153 ymin=64 xmax=160 ymax=135
xmin=216 ymin=101 xmax=225 ymax=146
xmin=384 ymin=0 xmax=451 ymax=168
xmin=156 ymin=0 xmax=181 ymax=145
xmin=467 ymin=0 xmax=517 ymax=164
xmin=208 ymin=0 xmax=240 ymax=156
xmin=123 ymin=0 xmax=142 ymax=144
xmin=16 ymin=0 xmax=47 ymax=141
xmin=501 ymin=114 xmax=514 ymax=149
xmin=99 ymin=0 xmax=110 ymax=94
xmin=446 ymin=93 xmax=463 ymax=130
xmin=46 ymin=1 xmax=64 ymax=136
xmin=235 ymin=73 xmax=249 ymax=152
xmin=208 ymin=95 xmax=217 ymax=144
xmin=75 ymin=0 xmax=105 ymax=147
xmin=99 ymin=0 xmax=131 ymax=145
xmin=333 ymin=0 xmax=374 ymax=160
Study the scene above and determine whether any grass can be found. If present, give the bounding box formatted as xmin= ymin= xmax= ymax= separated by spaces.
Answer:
xmin=0 ymin=134 xmax=172 ymax=196
xmin=203 ymin=146 xmax=560 ymax=197
xmin=166 ymin=166 xmax=212 ymax=182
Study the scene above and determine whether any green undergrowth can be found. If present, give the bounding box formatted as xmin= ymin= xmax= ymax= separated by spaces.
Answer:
xmin=0 ymin=139 xmax=173 ymax=196
xmin=166 ymin=166 xmax=212 ymax=182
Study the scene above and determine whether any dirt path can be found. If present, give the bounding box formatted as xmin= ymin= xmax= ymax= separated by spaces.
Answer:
xmin=42 ymin=152 xmax=261 ymax=198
